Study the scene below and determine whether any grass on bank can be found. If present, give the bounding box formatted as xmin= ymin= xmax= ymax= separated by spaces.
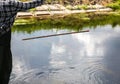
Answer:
xmin=107 ymin=0 xmax=120 ymax=11
xmin=13 ymin=12 xmax=120 ymax=33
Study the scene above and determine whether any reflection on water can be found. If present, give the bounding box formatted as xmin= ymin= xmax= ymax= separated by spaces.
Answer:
xmin=10 ymin=25 xmax=120 ymax=84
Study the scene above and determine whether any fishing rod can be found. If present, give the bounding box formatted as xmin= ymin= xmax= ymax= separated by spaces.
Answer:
xmin=22 ymin=30 xmax=89 ymax=40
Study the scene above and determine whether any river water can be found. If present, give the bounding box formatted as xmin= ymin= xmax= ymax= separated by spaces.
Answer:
xmin=10 ymin=24 xmax=120 ymax=84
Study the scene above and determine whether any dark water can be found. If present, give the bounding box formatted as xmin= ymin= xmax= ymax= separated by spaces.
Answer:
xmin=10 ymin=25 xmax=120 ymax=84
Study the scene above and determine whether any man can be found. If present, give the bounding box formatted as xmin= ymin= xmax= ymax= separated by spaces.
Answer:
xmin=0 ymin=0 xmax=44 ymax=84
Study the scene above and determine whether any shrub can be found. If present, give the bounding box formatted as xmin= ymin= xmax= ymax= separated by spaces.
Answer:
xmin=107 ymin=2 xmax=120 ymax=10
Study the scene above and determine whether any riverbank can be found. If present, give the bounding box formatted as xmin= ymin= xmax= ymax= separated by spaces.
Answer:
xmin=13 ymin=12 xmax=120 ymax=32
xmin=14 ymin=4 xmax=120 ymax=27
xmin=16 ymin=4 xmax=112 ymax=19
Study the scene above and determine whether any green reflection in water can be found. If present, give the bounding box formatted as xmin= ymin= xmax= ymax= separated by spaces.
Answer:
xmin=12 ymin=13 xmax=120 ymax=34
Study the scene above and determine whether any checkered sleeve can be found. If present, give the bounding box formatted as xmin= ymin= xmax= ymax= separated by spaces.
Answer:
xmin=10 ymin=0 xmax=44 ymax=11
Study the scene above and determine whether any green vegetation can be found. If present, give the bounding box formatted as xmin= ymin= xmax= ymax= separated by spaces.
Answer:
xmin=14 ymin=1 xmax=120 ymax=34
xmin=13 ymin=12 xmax=120 ymax=34
xmin=66 ymin=5 xmax=88 ymax=10
xmin=107 ymin=0 xmax=120 ymax=10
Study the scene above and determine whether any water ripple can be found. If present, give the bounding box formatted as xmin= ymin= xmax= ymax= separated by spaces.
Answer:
xmin=10 ymin=58 xmax=120 ymax=84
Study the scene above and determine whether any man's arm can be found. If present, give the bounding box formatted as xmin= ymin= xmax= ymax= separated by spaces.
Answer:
xmin=10 ymin=0 xmax=44 ymax=11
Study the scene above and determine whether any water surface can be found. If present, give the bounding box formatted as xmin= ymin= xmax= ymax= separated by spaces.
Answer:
xmin=10 ymin=24 xmax=120 ymax=84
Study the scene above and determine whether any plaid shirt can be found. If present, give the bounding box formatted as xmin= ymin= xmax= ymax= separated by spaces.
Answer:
xmin=0 ymin=0 xmax=43 ymax=36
